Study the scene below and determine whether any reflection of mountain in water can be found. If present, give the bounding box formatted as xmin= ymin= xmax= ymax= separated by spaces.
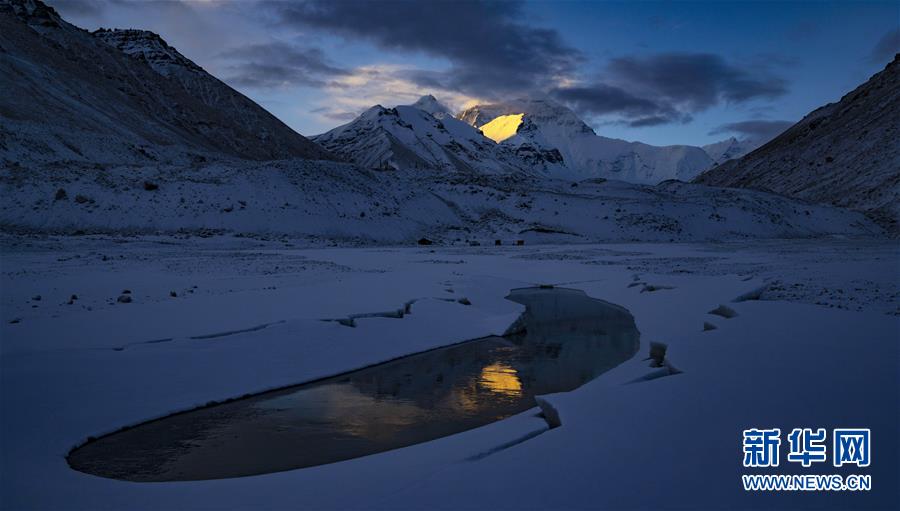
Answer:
xmin=68 ymin=288 xmax=639 ymax=481
xmin=348 ymin=287 xmax=639 ymax=412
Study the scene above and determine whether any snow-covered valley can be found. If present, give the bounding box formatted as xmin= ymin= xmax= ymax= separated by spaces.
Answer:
xmin=0 ymin=161 xmax=882 ymax=242
xmin=1 ymin=235 xmax=897 ymax=509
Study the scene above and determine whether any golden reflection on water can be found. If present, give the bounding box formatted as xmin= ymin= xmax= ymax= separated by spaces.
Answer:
xmin=478 ymin=363 xmax=523 ymax=396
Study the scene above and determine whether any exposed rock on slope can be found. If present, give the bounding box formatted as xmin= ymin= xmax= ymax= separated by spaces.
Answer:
xmin=695 ymin=55 xmax=900 ymax=230
xmin=91 ymin=28 xmax=204 ymax=77
xmin=0 ymin=0 xmax=332 ymax=165
xmin=458 ymin=98 xmax=714 ymax=184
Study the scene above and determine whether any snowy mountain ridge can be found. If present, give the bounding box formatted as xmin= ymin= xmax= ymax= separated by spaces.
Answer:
xmin=0 ymin=0 xmax=888 ymax=244
xmin=312 ymin=100 xmax=529 ymax=174
xmin=410 ymin=94 xmax=453 ymax=119
xmin=702 ymin=137 xmax=759 ymax=166
xmin=317 ymin=95 xmax=716 ymax=183
xmin=0 ymin=0 xmax=332 ymax=165
xmin=458 ymin=98 xmax=715 ymax=184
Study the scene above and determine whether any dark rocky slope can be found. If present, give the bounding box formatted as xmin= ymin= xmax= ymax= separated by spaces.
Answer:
xmin=695 ymin=56 xmax=900 ymax=231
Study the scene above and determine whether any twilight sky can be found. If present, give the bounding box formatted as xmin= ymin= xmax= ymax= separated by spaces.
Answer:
xmin=49 ymin=0 xmax=899 ymax=146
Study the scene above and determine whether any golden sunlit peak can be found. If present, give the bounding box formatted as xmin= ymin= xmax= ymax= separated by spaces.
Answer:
xmin=479 ymin=113 xmax=524 ymax=143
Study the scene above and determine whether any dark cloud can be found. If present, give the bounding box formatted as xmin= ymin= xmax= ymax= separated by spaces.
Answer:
xmin=49 ymin=0 xmax=197 ymax=20
xmin=709 ymin=120 xmax=794 ymax=140
xmin=395 ymin=69 xmax=450 ymax=91
xmin=550 ymin=84 xmax=662 ymax=116
xmin=870 ymin=29 xmax=899 ymax=64
xmin=549 ymin=83 xmax=690 ymax=125
xmin=218 ymin=42 xmax=348 ymax=89
xmin=607 ymin=53 xmax=787 ymax=111
xmin=48 ymin=0 xmax=107 ymax=17
xmin=550 ymin=53 xmax=787 ymax=128
xmin=310 ymin=106 xmax=360 ymax=122
xmin=47 ymin=0 xmax=794 ymax=133
xmin=265 ymin=0 xmax=581 ymax=96
xmin=628 ymin=115 xmax=688 ymax=128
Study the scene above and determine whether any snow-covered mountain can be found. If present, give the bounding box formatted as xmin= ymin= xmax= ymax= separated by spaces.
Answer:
xmin=702 ymin=137 xmax=759 ymax=166
xmin=0 ymin=0 xmax=884 ymax=244
xmin=696 ymin=55 xmax=900 ymax=231
xmin=409 ymin=94 xmax=453 ymax=119
xmin=315 ymin=96 xmax=714 ymax=183
xmin=312 ymin=98 xmax=529 ymax=174
xmin=0 ymin=0 xmax=332 ymax=165
xmin=458 ymin=99 xmax=715 ymax=184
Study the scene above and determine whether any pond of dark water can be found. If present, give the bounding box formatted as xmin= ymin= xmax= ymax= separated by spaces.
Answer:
xmin=67 ymin=287 xmax=639 ymax=481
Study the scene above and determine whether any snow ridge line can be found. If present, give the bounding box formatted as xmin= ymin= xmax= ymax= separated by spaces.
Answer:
xmin=112 ymin=320 xmax=286 ymax=351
